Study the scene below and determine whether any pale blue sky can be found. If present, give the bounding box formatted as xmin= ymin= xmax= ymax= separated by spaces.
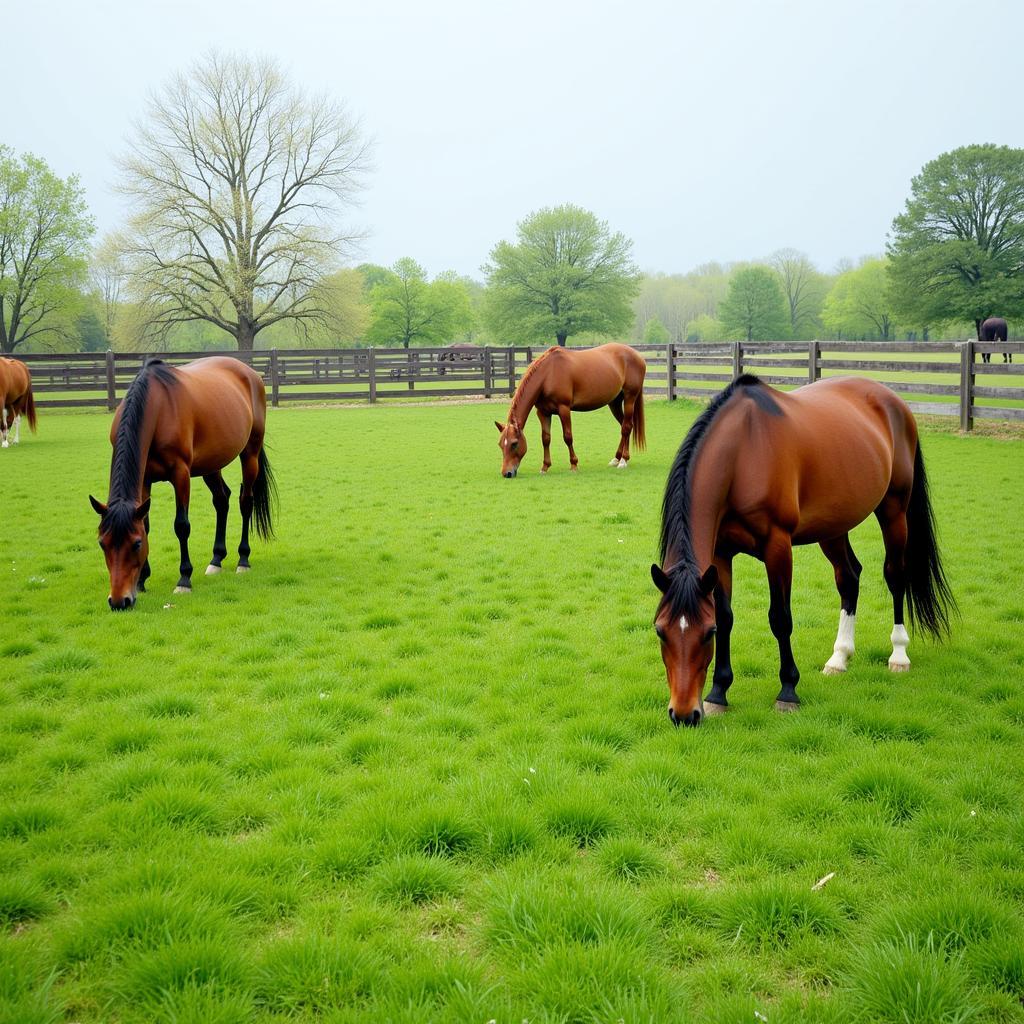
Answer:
xmin=4 ymin=0 xmax=1020 ymax=278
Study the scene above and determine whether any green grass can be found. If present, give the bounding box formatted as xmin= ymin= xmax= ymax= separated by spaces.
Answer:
xmin=1 ymin=399 xmax=1023 ymax=1022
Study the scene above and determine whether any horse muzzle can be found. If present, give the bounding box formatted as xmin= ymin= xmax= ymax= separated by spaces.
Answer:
xmin=668 ymin=705 xmax=703 ymax=728
xmin=108 ymin=594 xmax=137 ymax=612
xmin=503 ymin=468 xmax=518 ymax=479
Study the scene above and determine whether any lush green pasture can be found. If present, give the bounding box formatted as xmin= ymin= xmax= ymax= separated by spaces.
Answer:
xmin=1 ymin=401 xmax=1023 ymax=1024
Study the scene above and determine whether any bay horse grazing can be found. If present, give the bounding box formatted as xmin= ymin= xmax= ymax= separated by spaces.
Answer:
xmin=494 ymin=343 xmax=646 ymax=476
xmin=0 ymin=357 xmax=38 ymax=448
xmin=90 ymin=357 xmax=276 ymax=611
xmin=979 ymin=316 xmax=1011 ymax=364
xmin=651 ymin=375 xmax=955 ymax=727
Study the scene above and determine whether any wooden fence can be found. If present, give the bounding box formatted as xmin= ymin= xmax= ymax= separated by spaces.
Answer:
xmin=13 ymin=340 xmax=1024 ymax=431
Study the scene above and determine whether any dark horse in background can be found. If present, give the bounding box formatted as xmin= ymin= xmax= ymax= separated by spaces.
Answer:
xmin=652 ymin=375 xmax=955 ymax=727
xmin=495 ymin=343 xmax=647 ymax=476
xmin=978 ymin=317 xmax=1012 ymax=364
xmin=90 ymin=357 xmax=276 ymax=610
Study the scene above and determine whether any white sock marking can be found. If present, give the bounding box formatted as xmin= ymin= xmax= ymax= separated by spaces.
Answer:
xmin=12 ymin=414 xmax=19 ymax=444
xmin=889 ymin=623 xmax=910 ymax=671
xmin=823 ymin=610 xmax=856 ymax=673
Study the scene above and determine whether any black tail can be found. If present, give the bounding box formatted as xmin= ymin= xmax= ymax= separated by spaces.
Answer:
xmin=904 ymin=442 xmax=955 ymax=639
xmin=252 ymin=446 xmax=277 ymax=541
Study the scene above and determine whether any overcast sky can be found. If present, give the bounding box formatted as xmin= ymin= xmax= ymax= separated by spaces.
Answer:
xmin=4 ymin=0 xmax=1021 ymax=280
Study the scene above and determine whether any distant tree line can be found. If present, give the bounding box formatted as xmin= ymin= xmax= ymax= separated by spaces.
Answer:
xmin=3 ymin=52 xmax=1023 ymax=353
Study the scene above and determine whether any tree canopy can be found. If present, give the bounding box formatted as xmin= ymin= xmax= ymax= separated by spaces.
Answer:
xmin=0 ymin=148 xmax=94 ymax=352
xmin=118 ymin=52 xmax=370 ymax=350
xmin=718 ymin=266 xmax=789 ymax=342
xmin=888 ymin=144 xmax=1024 ymax=334
xmin=822 ymin=257 xmax=896 ymax=340
xmin=483 ymin=204 xmax=639 ymax=346
xmin=365 ymin=258 xmax=473 ymax=348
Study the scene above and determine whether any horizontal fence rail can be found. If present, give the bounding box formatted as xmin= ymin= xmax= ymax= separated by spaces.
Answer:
xmin=10 ymin=340 xmax=1024 ymax=430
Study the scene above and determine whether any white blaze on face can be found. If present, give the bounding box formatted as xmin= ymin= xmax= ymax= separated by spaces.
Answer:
xmin=679 ymin=615 xmax=688 ymax=637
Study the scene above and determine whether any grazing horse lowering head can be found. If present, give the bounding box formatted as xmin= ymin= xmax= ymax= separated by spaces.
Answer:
xmin=90 ymin=496 xmax=151 ymax=610
xmin=495 ymin=417 xmax=527 ymax=478
xmin=651 ymin=563 xmax=718 ymax=727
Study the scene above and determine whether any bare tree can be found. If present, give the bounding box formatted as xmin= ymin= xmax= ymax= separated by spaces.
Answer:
xmin=769 ymin=248 xmax=825 ymax=338
xmin=119 ymin=52 xmax=371 ymax=350
xmin=89 ymin=232 xmax=128 ymax=345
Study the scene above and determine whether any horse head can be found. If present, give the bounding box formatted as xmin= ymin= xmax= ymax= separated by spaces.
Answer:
xmin=651 ymin=563 xmax=718 ymax=727
xmin=495 ymin=416 xmax=527 ymax=478
xmin=91 ymin=495 xmax=150 ymax=611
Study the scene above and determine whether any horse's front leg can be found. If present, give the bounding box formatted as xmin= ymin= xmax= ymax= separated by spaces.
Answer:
xmin=536 ymin=409 xmax=553 ymax=474
xmin=705 ymin=556 xmax=734 ymax=714
xmin=765 ymin=533 xmax=800 ymax=709
xmin=1 ymin=405 xmax=8 ymax=448
xmin=171 ymin=469 xmax=194 ymax=594
xmin=557 ymin=405 xmax=579 ymax=471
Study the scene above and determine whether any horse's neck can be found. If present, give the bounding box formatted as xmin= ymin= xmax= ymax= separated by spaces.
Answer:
xmin=688 ymin=436 xmax=734 ymax=567
xmin=109 ymin=397 xmax=159 ymax=505
xmin=508 ymin=365 xmax=545 ymax=423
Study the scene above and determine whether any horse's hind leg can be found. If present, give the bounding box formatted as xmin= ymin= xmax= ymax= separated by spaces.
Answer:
xmin=237 ymin=447 xmax=259 ymax=571
xmin=1 ymin=405 xmax=8 ymax=448
xmin=765 ymin=532 xmax=800 ymax=709
xmin=608 ymin=395 xmax=626 ymax=466
xmin=820 ymin=535 xmax=862 ymax=674
xmin=557 ymin=405 xmax=579 ymax=471
xmin=875 ymin=494 xmax=911 ymax=671
xmin=203 ymin=472 xmax=232 ymax=575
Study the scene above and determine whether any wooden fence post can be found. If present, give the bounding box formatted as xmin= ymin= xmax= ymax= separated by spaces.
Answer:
xmin=483 ymin=347 xmax=493 ymax=398
xmin=959 ymin=341 xmax=974 ymax=432
xmin=368 ymin=348 xmax=377 ymax=403
xmin=105 ymin=349 xmax=117 ymax=411
xmin=732 ymin=342 xmax=743 ymax=379
xmin=808 ymin=340 xmax=820 ymax=385
xmin=507 ymin=346 xmax=515 ymax=395
xmin=665 ymin=342 xmax=676 ymax=400
xmin=269 ymin=348 xmax=280 ymax=408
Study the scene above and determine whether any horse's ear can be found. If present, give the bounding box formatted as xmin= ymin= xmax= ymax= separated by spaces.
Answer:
xmin=494 ymin=420 xmax=505 ymax=433
xmin=700 ymin=565 xmax=719 ymax=595
xmin=135 ymin=498 xmax=151 ymax=520
xmin=89 ymin=495 xmax=107 ymax=516
xmin=651 ymin=564 xmax=671 ymax=593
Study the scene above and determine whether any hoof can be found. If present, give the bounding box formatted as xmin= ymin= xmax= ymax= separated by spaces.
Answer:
xmin=1 ymin=442 xmax=7 ymax=449
xmin=775 ymin=700 xmax=800 ymax=713
xmin=617 ymin=459 xmax=628 ymax=469
xmin=172 ymin=585 xmax=191 ymax=595
xmin=540 ymin=467 xmax=549 ymax=474
xmin=608 ymin=457 xmax=620 ymax=466
xmin=205 ymin=564 xmax=222 ymax=576
xmin=703 ymin=701 xmax=728 ymax=717
xmin=888 ymin=660 xmax=910 ymax=673
xmin=821 ymin=664 xmax=846 ymax=676
xmin=236 ymin=565 xmax=250 ymax=574
xmin=570 ymin=465 xmax=579 ymax=473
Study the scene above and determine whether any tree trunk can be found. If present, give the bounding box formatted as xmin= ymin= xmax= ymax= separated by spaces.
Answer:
xmin=556 ymin=333 xmax=567 ymax=347
xmin=974 ymin=317 xmax=982 ymax=340
xmin=236 ymin=319 xmax=256 ymax=352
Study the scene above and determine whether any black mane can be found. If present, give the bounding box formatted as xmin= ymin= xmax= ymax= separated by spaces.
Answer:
xmin=103 ymin=360 xmax=177 ymax=540
xmin=658 ymin=374 xmax=768 ymax=619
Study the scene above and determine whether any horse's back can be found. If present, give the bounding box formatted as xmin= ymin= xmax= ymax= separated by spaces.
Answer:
xmin=735 ymin=377 xmax=914 ymax=541
xmin=0 ymin=357 xmax=30 ymax=402
xmin=551 ymin=344 xmax=644 ymax=408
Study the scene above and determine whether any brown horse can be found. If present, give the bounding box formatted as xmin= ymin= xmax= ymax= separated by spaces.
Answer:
xmin=90 ymin=357 xmax=275 ymax=610
xmin=495 ymin=343 xmax=647 ymax=476
xmin=652 ymin=375 xmax=954 ymax=727
xmin=0 ymin=357 xmax=38 ymax=448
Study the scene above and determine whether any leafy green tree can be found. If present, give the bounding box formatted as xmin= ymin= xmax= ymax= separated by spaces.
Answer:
xmin=642 ymin=316 xmax=670 ymax=344
xmin=483 ymin=204 xmax=639 ymax=346
xmin=718 ymin=266 xmax=789 ymax=342
xmin=821 ymin=258 xmax=897 ymax=340
xmin=365 ymin=258 xmax=473 ymax=348
xmin=888 ymin=144 xmax=1024 ymax=334
xmin=0 ymin=148 xmax=94 ymax=352
xmin=119 ymin=52 xmax=370 ymax=351
xmin=685 ymin=313 xmax=728 ymax=342
xmin=89 ymin=232 xmax=128 ymax=347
